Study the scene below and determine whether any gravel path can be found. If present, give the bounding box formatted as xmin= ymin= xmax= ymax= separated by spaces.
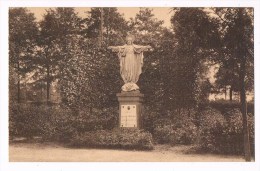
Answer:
xmin=9 ymin=143 xmax=244 ymax=162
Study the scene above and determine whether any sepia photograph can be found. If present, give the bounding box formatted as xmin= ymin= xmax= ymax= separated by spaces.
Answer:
xmin=8 ymin=6 xmax=255 ymax=162
xmin=0 ymin=0 xmax=259 ymax=171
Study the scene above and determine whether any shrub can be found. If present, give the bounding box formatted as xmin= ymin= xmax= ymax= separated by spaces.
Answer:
xmin=69 ymin=128 xmax=154 ymax=150
xmin=9 ymin=103 xmax=74 ymax=141
xmin=142 ymin=106 xmax=162 ymax=133
xmin=222 ymin=109 xmax=255 ymax=155
xmin=39 ymin=106 xmax=75 ymax=142
xmin=197 ymin=107 xmax=227 ymax=153
xmin=9 ymin=103 xmax=118 ymax=142
xmin=173 ymin=120 xmax=197 ymax=145
xmin=9 ymin=103 xmax=49 ymax=138
xmin=40 ymin=106 xmax=118 ymax=141
xmin=154 ymin=120 xmax=197 ymax=145
xmin=153 ymin=109 xmax=198 ymax=145
xmin=73 ymin=107 xmax=118 ymax=133
xmin=153 ymin=124 xmax=174 ymax=144
xmin=197 ymin=107 xmax=255 ymax=155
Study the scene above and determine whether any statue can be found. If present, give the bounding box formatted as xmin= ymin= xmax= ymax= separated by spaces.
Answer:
xmin=108 ymin=35 xmax=152 ymax=92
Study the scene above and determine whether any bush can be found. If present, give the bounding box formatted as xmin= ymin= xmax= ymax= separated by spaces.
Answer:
xmin=40 ymin=106 xmax=118 ymax=142
xmin=197 ymin=107 xmax=255 ymax=155
xmin=153 ymin=109 xmax=198 ymax=145
xmin=73 ymin=107 xmax=118 ymax=133
xmin=9 ymin=102 xmax=49 ymax=138
xmin=9 ymin=103 xmax=118 ymax=142
xmin=222 ymin=109 xmax=255 ymax=155
xmin=173 ymin=120 xmax=198 ymax=145
xmin=69 ymin=128 xmax=154 ymax=150
xmin=39 ymin=106 xmax=75 ymax=142
xmin=9 ymin=102 xmax=73 ymax=141
xmin=142 ymin=106 xmax=162 ymax=133
xmin=197 ymin=107 xmax=227 ymax=153
xmin=154 ymin=121 xmax=197 ymax=145
xmin=153 ymin=124 xmax=174 ymax=144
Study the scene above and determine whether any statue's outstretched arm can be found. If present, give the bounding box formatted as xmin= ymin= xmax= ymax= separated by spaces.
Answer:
xmin=144 ymin=45 xmax=152 ymax=51
xmin=133 ymin=45 xmax=153 ymax=52
xmin=108 ymin=46 xmax=124 ymax=52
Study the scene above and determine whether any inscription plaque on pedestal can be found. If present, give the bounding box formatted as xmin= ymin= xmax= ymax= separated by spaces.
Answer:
xmin=121 ymin=105 xmax=137 ymax=127
xmin=117 ymin=91 xmax=144 ymax=128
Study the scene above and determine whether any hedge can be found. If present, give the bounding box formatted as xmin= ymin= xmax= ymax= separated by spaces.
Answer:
xmin=69 ymin=128 xmax=154 ymax=150
xmin=197 ymin=107 xmax=254 ymax=155
xmin=9 ymin=103 xmax=118 ymax=141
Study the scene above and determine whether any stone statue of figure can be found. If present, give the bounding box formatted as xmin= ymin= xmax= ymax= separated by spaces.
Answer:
xmin=108 ymin=35 xmax=152 ymax=92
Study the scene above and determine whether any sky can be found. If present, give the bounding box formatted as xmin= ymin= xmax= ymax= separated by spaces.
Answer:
xmin=27 ymin=7 xmax=173 ymax=28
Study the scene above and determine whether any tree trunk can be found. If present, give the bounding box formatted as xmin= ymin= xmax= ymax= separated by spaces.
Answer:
xmin=25 ymin=81 xmax=27 ymax=102
xmin=17 ymin=60 xmax=21 ymax=103
xmin=229 ymin=86 xmax=233 ymax=101
xmin=41 ymin=81 xmax=43 ymax=102
xmin=17 ymin=76 xmax=21 ymax=103
xmin=239 ymin=57 xmax=251 ymax=161
xmin=46 ymin=65 xmax=50 ymax=104
xmin=90 ymin=107 xmax=93 ymax=115
xmin=224 ymin=86 xmax=227 ymax=100
xmin=99 ymin=7 xmax=104 ymax=48
xmin=106 ymin=8 xmax=110 ymax=45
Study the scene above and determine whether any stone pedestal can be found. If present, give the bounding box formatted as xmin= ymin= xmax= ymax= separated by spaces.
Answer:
xmin=116 ymin=91 xmax=144 ymax=128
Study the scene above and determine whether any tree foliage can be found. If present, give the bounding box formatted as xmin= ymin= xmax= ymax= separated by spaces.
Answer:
xmin=82 ymin=7 xmax=129 ymax=45
xmin=59 ymin=8 xmax=127 ymax=111
xmin=168 ymin=8 xmax=220 ymax=109
xmin=212 ymin=7 xmax=254 ymax=161
xmin=127 ymin=8 xmax=166 ymax=108
xmin=213 ymin=8 xmax=254 ymax=94
xmin=9 ymin=7 xmax=254 ymax=125
xmin=36 ymin=8 xmax=83 ymax=102
xmin=9 ymin=7 xmax=39 ymax=102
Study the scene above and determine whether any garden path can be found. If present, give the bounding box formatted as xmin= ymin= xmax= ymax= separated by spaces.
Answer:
xmin=9 ymin=142 xmax=244 ymax=162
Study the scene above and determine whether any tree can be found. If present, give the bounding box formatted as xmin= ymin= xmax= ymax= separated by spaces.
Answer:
xmin=37 ymin=7 xmax=83 ymax=103
xmin=214 ymin=60 xmax=240 ymax=101
xmin=9 ymin=7 xmax=38 ymax=103
xmin=214 ymin=37 xmax=253 ymax=101
xmin=59 ymin=8 xmax=129 ymax=112
xmin=83 ymin=8 xmax=129 ymax=109
xmin=128 ymin=8 xmax=166 ymax=109
xmin=82 ymin=7 xmax=129 ymax=46
xmin=214 ymin=8 xmax=253 ymax=161
xmin=169 ymin=8 xmax=220 ymax=110
xmin=129 ymin=8 xmax=164 ymax=45
xmin=211 ymin=7 xmax=254 ymax=161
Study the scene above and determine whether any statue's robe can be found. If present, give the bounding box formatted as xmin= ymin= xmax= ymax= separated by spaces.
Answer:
xmin=110 ymin=44 xmax=149 ymax=91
